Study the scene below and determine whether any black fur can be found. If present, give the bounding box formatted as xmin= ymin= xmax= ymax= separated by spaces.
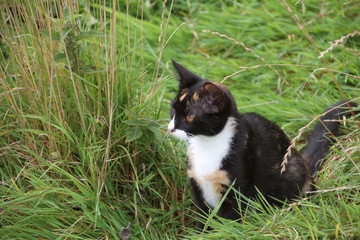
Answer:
xmin=301 ymin=100 xmax=358 ymax=177
xmin=169 ymin=61 xmax=358 ymax=229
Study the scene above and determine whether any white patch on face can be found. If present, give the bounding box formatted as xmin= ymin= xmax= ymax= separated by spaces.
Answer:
xmin=168 ymin=117 xmax=188 ymax=141
xmin=187 ymin=117 xmax=237 ymax=208
xmin=168 ymin=117 xmax=175 ymax=131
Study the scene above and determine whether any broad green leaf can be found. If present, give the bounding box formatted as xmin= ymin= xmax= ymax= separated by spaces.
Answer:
xmin=148 ymin=125 xmax=162 ymax=142
xmin=126 ymin=126 xmax=143 ymax=143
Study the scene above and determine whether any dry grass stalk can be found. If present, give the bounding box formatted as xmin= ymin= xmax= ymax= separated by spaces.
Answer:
xmin=280 ymin=0 xmax=315 ymax=49
xmin=341 ymin=45 xmax=360 ymax=56
xmin=281 ymin=186 xmax=359 ymax=213
xmin=318 ymin=30 xmax=360 ymax=58
xmin=329 ymin=131 xmax=360 ymax=173
xmin=280 ymin=97 xmax=360 ymax=173
xmin=281 ymin=197 xmax=310 ymax=212
xmin=344 ymin=0 xmax=358 ymax=5
xmin=158 ymin=0 xmax=168 ymax=44
xmin=305 ymin=185 xmax=360 ymax=194
xmin=202 ymin=30 xmax=266 ymax=62
xmin=100 ymin=0 xmax=117 ymax=196
xmin=201 ymin=30 xmax=282 ymax=83
xmin=279 ymin=0 xmax=348 ymax=102
xmin=222 ymin=63 xmax=360 ymax=82
xmin=149 ymin=0 xmax=174 ymax=97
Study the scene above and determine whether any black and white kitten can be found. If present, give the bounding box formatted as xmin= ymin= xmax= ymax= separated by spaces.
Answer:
xmin=168 ymin=60 xmax=357 ymax=228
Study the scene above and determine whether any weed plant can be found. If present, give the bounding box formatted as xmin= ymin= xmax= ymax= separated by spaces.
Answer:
xmin=0 ymin=0 xmax=359 ymax=239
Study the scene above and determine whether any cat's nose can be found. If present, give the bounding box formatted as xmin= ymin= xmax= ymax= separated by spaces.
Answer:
xmin=168 ymin=128 xmax=175 ymax=133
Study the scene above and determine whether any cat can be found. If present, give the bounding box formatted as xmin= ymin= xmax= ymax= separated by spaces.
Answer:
xmin=167 ymin=60 xmax=358 ymax=229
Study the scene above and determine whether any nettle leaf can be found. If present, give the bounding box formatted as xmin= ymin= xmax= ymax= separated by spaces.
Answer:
xmin=126 ymin=126 xmax=143 ymax=143
xmin=148 ymin=125 xmax=162 ymax=142
xmin=61 ymin=27 xmax=72 ymax=39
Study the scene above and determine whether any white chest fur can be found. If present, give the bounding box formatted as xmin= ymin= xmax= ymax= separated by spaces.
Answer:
xmin=187 ymin=117 xmax=237 ymax=208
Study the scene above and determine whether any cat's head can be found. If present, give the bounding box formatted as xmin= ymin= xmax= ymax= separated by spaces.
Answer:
xmin=168 ymin=61 xmax=236 ymax=140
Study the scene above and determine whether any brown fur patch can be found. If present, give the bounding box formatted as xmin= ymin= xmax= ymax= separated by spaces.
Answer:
xmin=187 ymin=167 xmax=230 ymax=198
xmin=187 ymin=149 xmax=230 ymax=191
xmin=192 ymin=92 xmax=200 ymax=101
xmin=187 ymin=148 xmax=231 ymax=205
xmin=179 ymin=88 xmax=188 ymax=102
xmin=204 ymin=170 xmax=231 ymax=195
xmin=186 ymin=115 xmax=195 ymax=122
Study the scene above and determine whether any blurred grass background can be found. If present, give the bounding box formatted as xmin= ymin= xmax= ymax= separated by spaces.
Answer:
xmin=0 ymin=0 xmax=359 ymax=239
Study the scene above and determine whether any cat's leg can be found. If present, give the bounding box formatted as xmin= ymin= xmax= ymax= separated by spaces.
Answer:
xmin=218 ymin=199 xmax=242 ymax=220
xmin=189 ymin=178 xmax=212 ymax=230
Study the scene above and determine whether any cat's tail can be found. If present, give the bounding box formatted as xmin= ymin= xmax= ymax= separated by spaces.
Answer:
xmin=301 ymin=100 xmax=358 ymax=178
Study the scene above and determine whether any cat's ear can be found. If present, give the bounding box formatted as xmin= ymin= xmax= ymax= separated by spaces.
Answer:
xmin=200 ymin=82 xmax=226 ymax=114
xmin=172 ymin=60 xmax=201 ymax=88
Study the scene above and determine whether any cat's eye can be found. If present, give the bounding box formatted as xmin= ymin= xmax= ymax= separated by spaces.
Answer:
xmin=185 ymin=115 xmax=194 ymax=122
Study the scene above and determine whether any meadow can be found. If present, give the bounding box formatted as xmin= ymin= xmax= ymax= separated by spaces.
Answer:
xmin=0 ymin=0 xmax=359 ymax=239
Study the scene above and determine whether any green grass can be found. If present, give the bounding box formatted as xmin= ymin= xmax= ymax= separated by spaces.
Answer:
xmin=1 ymin=0 xmax=359 ymax=239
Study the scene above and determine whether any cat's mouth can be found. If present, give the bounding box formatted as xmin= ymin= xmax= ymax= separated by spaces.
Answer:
xmin=167 ymin=117 xmax=190 ymax=140
xmin=169 ymin=129 xmax=190 ymax=141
